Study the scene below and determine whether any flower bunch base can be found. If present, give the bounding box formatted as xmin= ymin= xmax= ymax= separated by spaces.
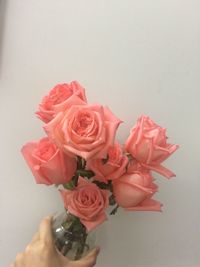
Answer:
xmin=52 ymin=211 xmax=96 ymax=260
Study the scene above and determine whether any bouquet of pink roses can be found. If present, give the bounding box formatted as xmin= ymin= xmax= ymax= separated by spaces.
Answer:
xmin=21 ymin=81 xmax=179 ymax=260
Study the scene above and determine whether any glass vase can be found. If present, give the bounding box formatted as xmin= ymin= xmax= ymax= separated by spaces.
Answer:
xmin=52 ymin=210 xmax=96 ymax=260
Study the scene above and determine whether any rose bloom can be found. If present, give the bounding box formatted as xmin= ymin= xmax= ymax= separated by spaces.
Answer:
xmin=113 ymin=169 xmax=162 ymax=211
xmin=36 ymin=81 xmax=87 ymax=123
xmin=125 ymin=115 xmax=179 ymax=178
xmin=44 ymin=102 xmax=121 ymax=160
xmin=60 ymin=177 xmax=109 ymax=231
xmin=127 ymin=159 xmax=149 ymax=174
xmin=87 ymin=143 xmax=128 ymax=183
xmin=21 ymin=137 xmax=76 ymax=185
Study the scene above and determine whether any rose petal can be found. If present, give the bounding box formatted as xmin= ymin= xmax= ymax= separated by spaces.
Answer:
xmin=126 ymin=198 xmax=162 ymax=211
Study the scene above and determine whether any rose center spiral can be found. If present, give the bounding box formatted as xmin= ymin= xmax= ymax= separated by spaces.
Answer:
xmin=73 ymin=112 xmax=94 ymax=136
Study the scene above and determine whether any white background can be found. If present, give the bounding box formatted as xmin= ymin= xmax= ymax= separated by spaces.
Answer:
xmin=0 ymin=1 xmax=200 ymax=267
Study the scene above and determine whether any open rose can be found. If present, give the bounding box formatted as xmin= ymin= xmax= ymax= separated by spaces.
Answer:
xmin=125 ymin=115 xmax=179 ymax=178
xmin=87 ymin=143 xmax=128 ymax=183
xmin=44 ymin=103 xmax=121 ymax=160
xmin=60 ymin=177 xmax=109 ymax=231
xmin=36 ymin=81 xmax=87 ymax=123
xmin=21 ymin=137 xmax=76 ymax=185
xmin=113 ymin=170 xmax=162 ymax=211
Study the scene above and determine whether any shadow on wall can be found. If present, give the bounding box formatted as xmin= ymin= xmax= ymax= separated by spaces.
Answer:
xmin=0 ymin=0 xmax=7 ymax=79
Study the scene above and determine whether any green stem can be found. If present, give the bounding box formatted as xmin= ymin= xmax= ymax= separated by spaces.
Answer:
xmin=58 ymin=215 xmax=87 ymax=259
xmin=74 ymin=231 xmax=87 ymax=260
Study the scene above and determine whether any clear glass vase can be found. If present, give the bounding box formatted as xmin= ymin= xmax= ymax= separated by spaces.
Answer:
xmin=52 ymin=210 xmax=96 ymax=260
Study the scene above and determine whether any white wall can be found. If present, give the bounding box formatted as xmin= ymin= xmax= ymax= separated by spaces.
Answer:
xmin=0 ymin=1 xmax=200 ymax=267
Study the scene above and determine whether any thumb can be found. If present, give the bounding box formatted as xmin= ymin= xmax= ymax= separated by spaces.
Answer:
xmin=76 ymin=247 xmax=100 ymax=267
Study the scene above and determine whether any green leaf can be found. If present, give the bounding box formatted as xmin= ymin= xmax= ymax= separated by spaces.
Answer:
xmin=62 ymin=220 xmax=74 ymax=230
xmin=63 ymin=181 xmax=75 ymax=190
xmin=110 ymin=205 xmax=119 ymax=215
xmin=72 ymin=174 xmax=79 ymax=187
xmin=76 ymin=170 xmax=95 ymax=178
xmin=93 ymin=181 xmax=110 ymax=190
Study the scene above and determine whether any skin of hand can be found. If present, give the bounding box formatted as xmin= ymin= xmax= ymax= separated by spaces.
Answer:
xmin=11 ymin=216 xmax=100 ymax=267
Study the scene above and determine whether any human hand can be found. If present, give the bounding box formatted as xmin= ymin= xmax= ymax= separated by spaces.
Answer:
xmin=11 ymin=216 xmax=100 ymax=267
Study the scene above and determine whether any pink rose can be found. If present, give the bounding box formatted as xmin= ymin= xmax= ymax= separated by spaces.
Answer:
xmin=113 ymin=170 xmax=162 ymax=211
xmin=87 ymin=143 xmax=128 ymax=183
xmin=127 ymin=159 xmax=149 ymax=174
xmin=60 ymin=177 xmax=109 ymax=231
xmin=21 ymin=137 xmax=77 ymax=185
xmin=44 ymin=103 xmax=121 ymax=160
xmin=36 ymin=81 xmax=87 ymax=123
xmin=125 ymin=115 xmax=179 ymax=178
